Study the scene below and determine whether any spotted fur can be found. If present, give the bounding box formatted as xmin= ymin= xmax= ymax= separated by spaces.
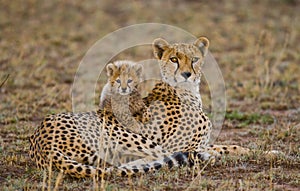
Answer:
xmin=29 ymin=37 xmax=250 ymax=179
xmin=99 ymin=60 xmax=148 ymax=132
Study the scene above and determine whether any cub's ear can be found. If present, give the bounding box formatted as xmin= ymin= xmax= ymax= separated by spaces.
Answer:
xmin=106 ymin=63 xmax=116 ymax=77
xmin=134 ymin=64 xmax=143 ymax=78
xmin=194 ymin=37 xmax=209 ymax=56
xmin=152 ymin=38 xmax=169 ymax=60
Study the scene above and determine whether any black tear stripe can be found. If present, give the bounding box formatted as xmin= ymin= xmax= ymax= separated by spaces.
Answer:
xmin=191 ymin=62 xmax=197 ymax=75
xmin=174 ymin=62 xmax=179 ymax=79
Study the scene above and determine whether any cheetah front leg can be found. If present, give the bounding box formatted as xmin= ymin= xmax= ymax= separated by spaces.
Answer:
xmin=207 ymin=144 xmax=284 ymax=158
xmin=206 ymin=144 xmax=251 ymax=157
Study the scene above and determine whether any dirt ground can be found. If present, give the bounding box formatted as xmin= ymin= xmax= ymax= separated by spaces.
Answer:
xmin=0 ymin=0 xmax=299 ymax=190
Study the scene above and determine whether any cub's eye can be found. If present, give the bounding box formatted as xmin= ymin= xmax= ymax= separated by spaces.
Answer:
xmin=192 ymin=57 xmax=199 ymax=63
xmin=127 ymin=79 xmax=133 ymax=83
xmin=170 ymin=57 xmax=178 ymax=63
xmin=116 ymin=79 xmax=121 ymax=83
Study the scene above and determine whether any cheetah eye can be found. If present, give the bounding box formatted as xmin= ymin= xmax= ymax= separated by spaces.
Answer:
xmin=170 ymin=57 xmax=178 ymax=63
xmin=127 ymin=79 xmax=133 ymax=83
xmin=116 ymin=79 xmax=121 ymax=83
xmin=192 ymin=57 xmax=199 ymax=63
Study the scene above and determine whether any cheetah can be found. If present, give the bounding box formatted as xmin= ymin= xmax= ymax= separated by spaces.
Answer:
xmin=99 ymin=60 xmax=148 ymax=132
xmin=143 ymin=37 xmax=250 ymax=157
xmin=143 ymin=37 xmax=278 ymax=158
xmin=29 ymin=36 xmax=246 ymax=179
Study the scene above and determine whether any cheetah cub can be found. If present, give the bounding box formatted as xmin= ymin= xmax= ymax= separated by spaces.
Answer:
xmin=100 ymin=60 xmax=148 ymax=132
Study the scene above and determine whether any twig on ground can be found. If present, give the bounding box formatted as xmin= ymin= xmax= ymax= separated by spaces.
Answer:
xmin=0 ymin=74 xmax=9 ymax=88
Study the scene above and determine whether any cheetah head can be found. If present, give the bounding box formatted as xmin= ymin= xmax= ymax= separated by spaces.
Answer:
xmin=106 ymin=60 xmax=143 ymax=95
xmin=152 ymin=37 xmax=209 ymax=88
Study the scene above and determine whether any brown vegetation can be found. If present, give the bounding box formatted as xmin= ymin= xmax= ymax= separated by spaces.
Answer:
xmin=0 ymin=0 xmax=299 ymax=190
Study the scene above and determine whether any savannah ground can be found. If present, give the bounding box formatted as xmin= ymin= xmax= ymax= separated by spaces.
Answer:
xmin=0 ymin=0 xmax=299 ymax=190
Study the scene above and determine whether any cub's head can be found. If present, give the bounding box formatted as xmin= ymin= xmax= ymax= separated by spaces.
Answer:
xmin=152 ymin=37 xmax=209 ymax=87
xmin=106 ymin=60 xmax=143 ymax=95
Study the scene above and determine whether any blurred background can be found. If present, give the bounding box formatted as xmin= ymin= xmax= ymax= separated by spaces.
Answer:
xmin=0 ymin=0 xmax=299 ymax=190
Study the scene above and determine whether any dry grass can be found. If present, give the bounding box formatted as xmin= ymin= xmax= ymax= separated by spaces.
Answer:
xmin=0 ymin=0 xmax=299 ymax=190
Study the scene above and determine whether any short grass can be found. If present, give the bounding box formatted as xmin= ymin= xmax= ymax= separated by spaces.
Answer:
xmin=225 ymin=110 xmax=274 ymax=128
xmin=0 ymin=0 xmax=299 ymax=190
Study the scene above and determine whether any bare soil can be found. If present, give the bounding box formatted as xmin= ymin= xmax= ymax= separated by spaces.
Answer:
xmin=0 ymin=0 xmax=299 ymax=190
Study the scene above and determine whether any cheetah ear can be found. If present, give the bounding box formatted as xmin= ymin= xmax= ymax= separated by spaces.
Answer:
xmin=106 ymin=63 xmax=116 ymax=77
xmin=134 ymin=64 xmax=143 ymax=78
xmin=194 ymin=37 xmax=209 ymax=56
xmin=153 ymin=38 xmax=169 ymax=60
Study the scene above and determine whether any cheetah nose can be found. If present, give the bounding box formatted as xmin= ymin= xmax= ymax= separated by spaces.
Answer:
xmin=121 ymin=88 xmax=127 ymax=92
xmin=181 ymin=72 xmax=191 ymax=79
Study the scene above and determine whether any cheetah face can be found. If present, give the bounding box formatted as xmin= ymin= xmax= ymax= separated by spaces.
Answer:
xmin=152 ymin=37 xmax=209 ymax=87
xmin=106 ymin=61 xmax=143 ymax=95
xmin=114 ymin=77 xmax=133 ymax=95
